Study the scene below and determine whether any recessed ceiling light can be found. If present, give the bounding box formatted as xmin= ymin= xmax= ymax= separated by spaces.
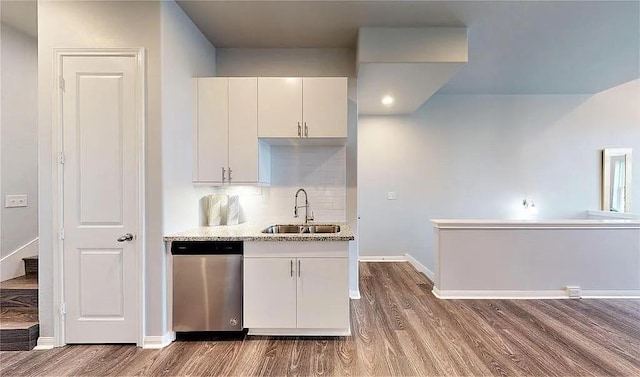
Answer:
xmin=381 ymin=95 xmax=394 ymax=105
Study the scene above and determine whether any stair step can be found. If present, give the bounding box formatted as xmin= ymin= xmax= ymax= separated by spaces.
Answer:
xmin=22 ymin=256 xmax=38 ymax=277
xmin=0 ymin=276 xmax=38 ymax=308
xmin=0 ymin=308 xmax=39 ymax=351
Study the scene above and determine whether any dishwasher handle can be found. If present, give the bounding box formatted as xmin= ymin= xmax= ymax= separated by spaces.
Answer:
xmin=171 ymin=241 xmax=243 ymax=255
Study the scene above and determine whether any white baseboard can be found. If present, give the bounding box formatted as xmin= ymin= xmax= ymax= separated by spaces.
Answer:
xmin=0 ymin=237 xmax=38 ymax=281
xmin=581 ymin=290 xmax=640 ymax=298
xmin=358 ymin=255 xmax=406 ymax=262
xmin=404 ymin=253 xmax=435 ymax=281
xmin=142 ymin=331 xmax=175 ymax=349
xmin=350 ymin=289 xmax=361 ymax=300
xmin=432 ymin=287 xmax=640 ymax=299
xmin=34 ymin=337 xmax=55 ymax=350
xmin=248 ymin=328 xmax=351 ymax=336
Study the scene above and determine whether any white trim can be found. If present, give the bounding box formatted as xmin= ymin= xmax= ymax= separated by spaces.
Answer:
xmin=586 ymin=210 xmax=639 ymax=220
xmin=53 ymin=48 xmax=146 ymax=347
xmin=432 ymin=287 xmax=640 ymax=299
xmin=142 ymin=332 xmax=175 ymax=349
xmin=359 ymin=255 xmax=406 ymax=262
xmin=0 ymin=237 xmax=38 ymax=281
xmin=349 ymin=289 xmax=361 ymax=300
xmin=431 ymin=218 xmax=640 ymax=230
xmin=581 ymin=290 xmax=640 ymax=298
xmin=405 ymin=253 xmax=434 ymax=281
xmin=34 ymin=337 xmax=56 ymax=350
xmin=248 ymin=328 xmax=351 ymax=336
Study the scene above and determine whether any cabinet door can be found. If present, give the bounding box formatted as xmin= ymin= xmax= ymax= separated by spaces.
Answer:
xmin=296 ymin=257 xmax=349 ymax=329
xmin=228 ymin=78 xmax=258 ymax=183
xmin=244 ymin=257 xmax=297 ymax=329
xmin=302 ymin=78 xmax=347 ymax=138
xmin=258 ymin=77 xmax=302 ymax=138
xmin=195 ymin=78 xmax=228 ymax=183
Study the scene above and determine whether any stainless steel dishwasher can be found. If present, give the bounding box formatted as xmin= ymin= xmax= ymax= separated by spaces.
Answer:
xmin=171 ymin=241 xmax=243 ymax=332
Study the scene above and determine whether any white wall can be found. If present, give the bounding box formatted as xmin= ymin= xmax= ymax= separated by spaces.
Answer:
xmin=1 ymin=24 xmax=38 ymax=261
xmin=358 ymin=79 xmax=640 ymax=272
xmin=213 ymin=146 xmax=347 ymax=225
xmin=216 ymin=48 xmax=355 ymax=78
xmin=160 ymin=0 xmax=216 ymax=336
xmin=38 ymin=0 xmax=162 ymax=341
xmin=433 ymin=221 xmax=640 ymax=297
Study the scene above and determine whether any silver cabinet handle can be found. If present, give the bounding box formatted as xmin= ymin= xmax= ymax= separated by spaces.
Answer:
xmin=297 ymin=122 xmax=301 ymax=137
xmin=117 ymin=233 xmax=134 ymax=242
xmin=290 ymin=260 xmax=294 ymax=277
xmin=221 ymin=167 xmax=226 ymax=183
xmin=298 ymin=260 xmax=301 ymax=277
xmin=304 ymin=122 xmax=308 ymax=137
xmin=228 ymin=167 xmax=232 ymax=182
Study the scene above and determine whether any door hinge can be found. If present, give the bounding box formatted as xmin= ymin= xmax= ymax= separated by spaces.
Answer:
xmin=59 ymin=77 xmax=65 ymax=92
xmin=58 ymin=227 xmax=65 ymax=240
xmin=60 ymin=302 xmax=66 ymax=316
xmin=58 ymin=152 xmax=65 ymax=165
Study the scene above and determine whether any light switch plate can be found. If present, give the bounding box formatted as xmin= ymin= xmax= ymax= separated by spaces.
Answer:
xmin=387 ymin=192 xmax=397 ymax=200
xmin=5 ymin=195 xmax=28 ymax=208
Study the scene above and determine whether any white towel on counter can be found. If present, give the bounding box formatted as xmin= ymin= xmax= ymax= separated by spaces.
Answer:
xmin=207 ymin=194 xmax=225 ymax=226
xmin=227 ymin=195 xmax=240 ymax=225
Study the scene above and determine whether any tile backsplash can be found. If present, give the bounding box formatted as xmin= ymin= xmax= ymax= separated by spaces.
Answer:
xmin=205 ymin=145 xmax=346 ymax=225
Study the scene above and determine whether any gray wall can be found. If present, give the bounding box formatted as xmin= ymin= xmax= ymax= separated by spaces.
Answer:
xmin=1 ymin=24 xmax=38 ymax=260
xmin=358 ymin=80 xmax=640 ymax=271
xmin=160 ymin=0 xmax=217 ymax=336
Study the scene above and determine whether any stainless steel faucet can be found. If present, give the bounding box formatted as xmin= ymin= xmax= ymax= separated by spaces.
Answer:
xmin=294 ymin=188 xmax=314 ymax=224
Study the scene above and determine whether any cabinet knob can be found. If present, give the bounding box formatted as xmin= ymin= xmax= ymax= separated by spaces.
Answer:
xmin=221 ymin=167 xmax=226 ymax=183
xmin=304 ymin=122 xmax=308 ymax=137
xmin=297 ymin=122 xmax=301 ymax=137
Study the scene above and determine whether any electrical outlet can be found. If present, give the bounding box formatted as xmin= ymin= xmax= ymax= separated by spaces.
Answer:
xmin=566 ymin=286 xmax=581 ymax=299
xmin=387 ymin=192 xmax=397 ymax=200
xmin=5 ymin=195 xmax=28 ymax=208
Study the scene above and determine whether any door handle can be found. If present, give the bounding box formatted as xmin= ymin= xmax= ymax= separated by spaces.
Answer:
xmin=304 ymin=122 xmax=308 ymax=137
xmin=222 ymin=167 xmax=226 ymax=183
xmin=290 ymin=260 xmax=294 ymax=277
xmin=298 ymin=260 xmax=301 ymax=277
xmin=228 ymin=167 xmax=232 ymax=182
xmin=297 ymin=122 xmax=301 ymax=137
xmin=117 ymin=233 xmax=134 ymax=242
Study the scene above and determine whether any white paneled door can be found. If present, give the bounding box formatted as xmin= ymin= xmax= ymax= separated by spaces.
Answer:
xmin=61 ymin=54 xmax=141 ymax=343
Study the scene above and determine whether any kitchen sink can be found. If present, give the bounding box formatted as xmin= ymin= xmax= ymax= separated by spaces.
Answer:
xmin=261 ymin=224 xmax=341 ymax=234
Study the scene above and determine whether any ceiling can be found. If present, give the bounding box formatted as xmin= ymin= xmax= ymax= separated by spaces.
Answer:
xmin=1 ymin=0 xmax=37 ymax=39
xmin=178 ymin=0 xmax=640 ymax=95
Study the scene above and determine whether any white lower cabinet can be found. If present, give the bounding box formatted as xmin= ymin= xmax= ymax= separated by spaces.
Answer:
xmin=243 ymin=242 xmax=350 ymax=335
xmin=243 ymin=258 xmax=297 ymax=329
xmin=296 ymin=257 xmax=349 ymax=329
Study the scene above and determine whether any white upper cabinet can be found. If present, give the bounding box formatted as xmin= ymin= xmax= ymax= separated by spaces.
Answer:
xmin=194 ymin=77 xmax=265 ymax=185
xmin=194 ymin=78 xmax=228 ymax=183
xmin=228 ymin=78 xmax=259 ymax=184
xmin=257 ymin=78 xmax=302 ymax=138
xmin=258 ymin=77 xmax=347 ymax=139
xmin=302 ymin=78 xmax=348 ymax=138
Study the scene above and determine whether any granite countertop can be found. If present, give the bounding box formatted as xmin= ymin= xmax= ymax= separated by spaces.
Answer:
xmin=163 ymin=222 xmax=355 ymax=242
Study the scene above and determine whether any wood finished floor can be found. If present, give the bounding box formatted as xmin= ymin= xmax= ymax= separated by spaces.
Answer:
xmin=1 ymin=262 xmax=639 ymax=376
